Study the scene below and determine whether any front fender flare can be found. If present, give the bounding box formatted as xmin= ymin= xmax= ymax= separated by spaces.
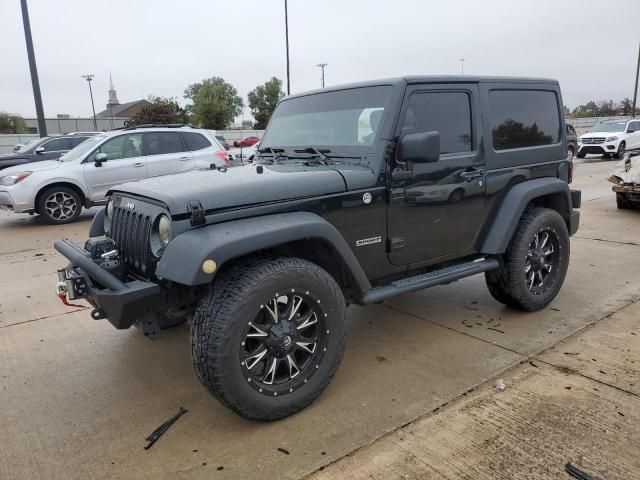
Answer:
xmin=156 ymin=212 xmax=372 ymax=293
xmin=479 ymin=177 xmax=572 ymax=255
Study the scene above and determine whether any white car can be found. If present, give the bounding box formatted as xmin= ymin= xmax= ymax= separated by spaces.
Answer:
xmin=577 ymin=119 xmax=640 ymax=159
xmin=0 ymin=125 xmax=229 ymax=224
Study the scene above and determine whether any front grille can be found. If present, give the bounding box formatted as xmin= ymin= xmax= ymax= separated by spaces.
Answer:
xmin=109 ymin=205 xmax=153 ymax=273
xmin=581 ymin=137 xmax=605 ymax=144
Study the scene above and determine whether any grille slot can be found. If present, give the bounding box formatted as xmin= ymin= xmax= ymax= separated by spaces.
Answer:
xmin=109 ymin=205 xmax=153 ymax=274
xmin=582 ymin=137 xmax=605 ymax=144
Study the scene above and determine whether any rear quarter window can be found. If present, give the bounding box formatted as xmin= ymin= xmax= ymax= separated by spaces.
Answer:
xmin=489 ymin=90 xmax=561 ymax=150
xmin=183 ymin=132 xmax=212 ymax=151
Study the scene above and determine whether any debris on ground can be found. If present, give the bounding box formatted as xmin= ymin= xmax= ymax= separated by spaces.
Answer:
xmin=277 ymin=447 xmax=290 ymax=455
xmin=565 ymin=462 xmax=603 ymax=480
xmin=607 ymin=154 xmax=640 ymax=185
xmin=493 ymin=379 xmax=506 ymax=391
xmin=144 ymin=407 xmax=188 ymax=450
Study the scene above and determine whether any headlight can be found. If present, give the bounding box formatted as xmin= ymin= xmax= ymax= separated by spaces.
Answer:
xmin=0 ymin=172 xmax=31 ymax=186
xmin=158 ymin=215 xmax=172 ymax=247
xmin=606 ymin=136 xmax=618 ymax=142
xmin=106 ymin=200 xmax=114 ymax=219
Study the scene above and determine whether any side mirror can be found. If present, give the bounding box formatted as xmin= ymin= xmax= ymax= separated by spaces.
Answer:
xmin=94 ymin=152 xmax=107 ymax=167
xmin=399 ymin=132 xmax=440 ymax=163
xmin=627 ymin=129 xmax=635 ymax=133
xmin=35 ymin=146 xmax=45 ymax=154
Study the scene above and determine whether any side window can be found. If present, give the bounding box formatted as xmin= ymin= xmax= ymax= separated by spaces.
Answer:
xmin=489 ymin=90 xmax=560 ymax=150
xmin=68 ymin=137 xmax=88 ymax=148
xmin=630 ymin=122 xmax=640 ymax=132
xmin=400 ymin=92 xmax=472 ymax=154
xmin=90 ymin=134 xmax=142 ymax=161
xmin=42 ymin=138 xmax=69 ymax=152
xmin=146 ymin=132 xmax=188 ymax=156
xmin=182 ymin=132 xmax=212 ymax=151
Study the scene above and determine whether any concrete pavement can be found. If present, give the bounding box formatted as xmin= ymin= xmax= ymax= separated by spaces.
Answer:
xmin=1 ymin=157 xmax=639 ymax=479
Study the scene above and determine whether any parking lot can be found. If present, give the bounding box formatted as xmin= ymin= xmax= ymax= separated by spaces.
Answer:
xmin=1 ymin=157 xmax=639 ymax=479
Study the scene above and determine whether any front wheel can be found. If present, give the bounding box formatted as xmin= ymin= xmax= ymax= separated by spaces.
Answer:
xmin=485 ymin=207 xmax=570 ymax=311
xmin=37 ymin=186 xmax=82 ymax=224
xmin=191 ymin=257 xmax=347 ymax=421
xmin=616 ymin=193 xmax=632 ymax=209
xmin=576 ymin=152 xmax=586 ymax=159
xmin=613 ymin=142 xmax=626 ymax=159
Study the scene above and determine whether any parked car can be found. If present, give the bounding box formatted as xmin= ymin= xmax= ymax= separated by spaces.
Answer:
xmin=55 ymin=76 xmax=580 ymax=421
xmin=566 ymin=123 xmax=577 ymax=160
xmin=233 ymin=135 xmax=260 ymax=147
xmin=1 ymin=133 xmax=96 ymax=171
xmin=215 ymin=135 xmax=231 ymax=150
xmin=0 ymin=125 xmax=228 ymax=224
xmin=577 ymin=119 xmax=640 ymax=159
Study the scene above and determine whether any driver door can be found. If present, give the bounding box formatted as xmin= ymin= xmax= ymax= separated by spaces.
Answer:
xmin=83 ymin=133 xmax=147 ymax=201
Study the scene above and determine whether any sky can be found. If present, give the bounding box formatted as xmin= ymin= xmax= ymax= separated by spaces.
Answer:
xmin=1 ymin=0 xmax=639 ymax=119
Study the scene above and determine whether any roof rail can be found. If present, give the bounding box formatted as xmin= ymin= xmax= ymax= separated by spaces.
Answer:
xmin=121 ymin=123 xmax=196 ymax=131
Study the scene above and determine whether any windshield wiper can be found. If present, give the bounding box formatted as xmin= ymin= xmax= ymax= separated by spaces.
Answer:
xmin=293 ymin=147 xmax=363 ymax=163
xmin=256 ymin=147 xmax=288 ymax=164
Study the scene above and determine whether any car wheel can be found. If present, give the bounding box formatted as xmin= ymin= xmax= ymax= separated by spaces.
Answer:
xmin=485 ymin=207 xmax=570 ymax=311
xmin=37 ymin=186 xmax=82 ymax=224
xmin=616 ymin=193 xmax=632 ymax=209
xmin=567 ymin=146 xmax=574 ymax=161
xmin=191 ymin=256 xmax=347 ymax=421
xmin=448 ymin=188 xmax=464 ymax=203
xmin=614 ymin=142 xmax=626 ymax=159
xmin=576 ymin=152 xmax=586 ymax=159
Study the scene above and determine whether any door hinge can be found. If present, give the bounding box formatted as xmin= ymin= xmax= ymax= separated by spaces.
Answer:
xmin=387 ymin=237 xmax=406 ymax=252
xmin=188 ymin=200 xmax=206 ymax=227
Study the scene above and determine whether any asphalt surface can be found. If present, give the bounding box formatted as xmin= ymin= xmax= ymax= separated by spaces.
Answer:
xmin=1 ymin=156 xmax=639 ymax=479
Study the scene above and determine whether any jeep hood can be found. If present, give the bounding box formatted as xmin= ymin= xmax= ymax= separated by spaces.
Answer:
xmin=581 ymin=131 xmax=623 ymax=138
xmin=111 ymin=163 xmax=375 ymax=215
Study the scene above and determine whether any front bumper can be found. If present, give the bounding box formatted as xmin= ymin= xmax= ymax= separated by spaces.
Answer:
xmin=54 ymin=239 xmax=163 ymax=329
xmin=577 ymin=141 xmax=619 ymax=155
xmin=0 ymin=187 xmax=35 ymax=213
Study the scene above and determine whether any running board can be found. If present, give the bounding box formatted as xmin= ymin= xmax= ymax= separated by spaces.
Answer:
xmin=356 ymin=258 xmax=499 ymax=305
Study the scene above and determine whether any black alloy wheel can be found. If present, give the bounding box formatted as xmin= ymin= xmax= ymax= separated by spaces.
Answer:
xmin=524 ymin=229 xmax=560 ymax=295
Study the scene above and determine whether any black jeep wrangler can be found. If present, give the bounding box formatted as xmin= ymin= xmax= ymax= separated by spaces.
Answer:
xmin=55 ymin=76 xmax=581 ymax=421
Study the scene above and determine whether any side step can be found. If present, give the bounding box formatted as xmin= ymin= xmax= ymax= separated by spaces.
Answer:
xmin=356 ymin=258 xmax=499 ymax=305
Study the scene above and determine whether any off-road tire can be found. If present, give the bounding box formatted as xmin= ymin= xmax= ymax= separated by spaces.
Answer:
xmin=485 ymin=207 xmax=570 ymax=311
xmin=616 ymin=193 xmax=632 ymax=209
xmin=576 ymin=152 xmax=585 ymax=158
xmin=37 ymin=186 xmax=82 ymax=224
xmin=191 ymin=257 xmax=347 ymax=421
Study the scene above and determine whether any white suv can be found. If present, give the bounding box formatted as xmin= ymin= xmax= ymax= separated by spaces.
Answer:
xmin=577 ymin=119 xmax=640 ymax=159
xmin=0 ymin=125 xmax=230 ymax=224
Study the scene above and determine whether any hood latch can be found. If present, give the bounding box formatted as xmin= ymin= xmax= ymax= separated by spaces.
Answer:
xmin=188 ymin=200 xmax=206 ymax=227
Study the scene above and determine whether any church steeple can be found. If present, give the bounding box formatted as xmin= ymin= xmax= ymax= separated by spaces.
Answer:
xmin=107 ymin=71 xmax=120 ymax=107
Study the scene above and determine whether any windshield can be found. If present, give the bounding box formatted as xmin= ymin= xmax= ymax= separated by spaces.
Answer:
xmin=15 ymin=138 xmax=42 ymax=152
xmin=260 ymin=86 xmax=393 ymax=150
xmin=59 ymin=135 xmax=108 ymax=162
xmin=590 ymin=122 xmax=627 ymax=133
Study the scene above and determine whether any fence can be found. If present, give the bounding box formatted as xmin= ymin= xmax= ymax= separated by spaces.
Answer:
xmin=565 ymin=115 xmax=632 ymax=128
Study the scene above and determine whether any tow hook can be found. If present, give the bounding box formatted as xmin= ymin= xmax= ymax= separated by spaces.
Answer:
xmin=56 ymin=269 xmax=87 ymax=308
xmin=56 ymin=282 xmax=85 ymax=308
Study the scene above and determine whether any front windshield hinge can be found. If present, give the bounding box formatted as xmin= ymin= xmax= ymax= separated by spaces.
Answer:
xmin=188 ymin=200 xmax=206 ymax=227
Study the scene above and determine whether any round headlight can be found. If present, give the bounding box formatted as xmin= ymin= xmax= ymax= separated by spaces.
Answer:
xmin=106 ymin=200 xmax=114 ymax=219
xmin=158 ymin=215 xmax=172 ymax=247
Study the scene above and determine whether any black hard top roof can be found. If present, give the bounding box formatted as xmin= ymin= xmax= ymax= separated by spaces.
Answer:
xmin=286 ymin=75 xmax=559 ymax=100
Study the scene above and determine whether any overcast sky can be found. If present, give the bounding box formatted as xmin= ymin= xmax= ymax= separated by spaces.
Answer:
xmin=1 ymin=0 xmax=639 ymax=119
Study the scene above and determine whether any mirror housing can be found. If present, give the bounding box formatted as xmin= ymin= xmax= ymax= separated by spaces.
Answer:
xmin=627 ymin=129 xmax=635 ymax=133
xmin=94 ymin=152 xmax=107 ymax=166
xmin=35 ymin=146 xmax=45 ymax=154
xmin=399 ymin=132 xmax=440 ymax=163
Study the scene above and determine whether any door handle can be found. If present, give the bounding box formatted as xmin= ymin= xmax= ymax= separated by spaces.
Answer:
xmin=133 ymin=163 xmax=145 ymax=167
xmin=178 ymin=156 xmax=190 ymax=161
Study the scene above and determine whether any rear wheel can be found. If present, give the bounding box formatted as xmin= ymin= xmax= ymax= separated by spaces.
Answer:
xmin=37 ymin=186 xmax=82 ymax=224
xmin=191 ymin=257 xmax=347 ymax=421
xmin=485 ymin=207 xmax=570 ymax=311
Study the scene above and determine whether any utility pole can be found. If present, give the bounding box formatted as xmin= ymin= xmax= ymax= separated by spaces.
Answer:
xmin=81 ymin=74 xmax=97 ymax=130
xmin=316 ymin=63 xmax=328 ymax=88
xmin=633 ymin=42 xmax=639 ymax=119
xmin=459 ymin=57 xmax=465 ymax=75
xmin=284 ymin=0 xmax=290 ymax=95
xmin=20 ymin=0 xmax=47 ymax=137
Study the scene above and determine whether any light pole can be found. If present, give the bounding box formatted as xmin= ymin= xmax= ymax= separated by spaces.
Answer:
xmin=316 ymin=63 xmax=328 ymax=88
xmin=20 ymin=0 xmax=47 ymax=137
xmin=81 ymin=74 xmax=97 ymax=130
xmin=633 ymin=42 xmax=639 ymax=119
xmin=284 ymin=0 xmax=290 ymax=95
xmin=459 ymin=57 xmax=465 ymax=75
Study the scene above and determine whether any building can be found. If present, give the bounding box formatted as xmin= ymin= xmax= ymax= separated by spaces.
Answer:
xmin=95 ymin=73 xmax=150 ymax=120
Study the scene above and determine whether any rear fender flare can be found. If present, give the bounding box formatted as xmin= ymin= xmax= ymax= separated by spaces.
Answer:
xmin=156 ymin=212 xmax=372 ymax=293
xmin=479 ymin=178 xmax=571 ymax=254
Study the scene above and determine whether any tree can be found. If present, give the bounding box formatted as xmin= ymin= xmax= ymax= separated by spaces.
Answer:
xmin=0 ymin=112 xmax=28 ymax=134
xmin=596 ymin=99 xmax=616 ymax=117
xmin=184 ymin=77 xmax=243 ymax=129
xmin=247 ymin=77 xmax=285 ymax=129
xmin=620 ymin=98 xmax=634 ymax=116
xmin=126 ymin=96 xmax=189 ymax=126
